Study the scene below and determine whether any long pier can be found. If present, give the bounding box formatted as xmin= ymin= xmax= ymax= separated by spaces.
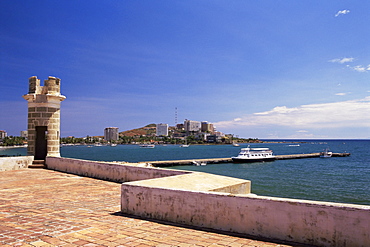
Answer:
xmin=275 ymin=152 xmax=350 ymax=160
xmin=148 ymin=152 xmax=350 ymax=167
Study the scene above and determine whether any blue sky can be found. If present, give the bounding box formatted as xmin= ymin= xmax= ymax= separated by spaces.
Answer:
xmin=1 ymin=0 xmax=370 ymax=139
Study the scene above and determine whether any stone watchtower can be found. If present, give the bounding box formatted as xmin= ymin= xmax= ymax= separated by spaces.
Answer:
xmin=23 ymin=76 xmax=66 ymax=160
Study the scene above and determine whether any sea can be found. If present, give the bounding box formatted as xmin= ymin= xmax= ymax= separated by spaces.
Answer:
xmin=1 ymin=139 xmax=369 ymax=206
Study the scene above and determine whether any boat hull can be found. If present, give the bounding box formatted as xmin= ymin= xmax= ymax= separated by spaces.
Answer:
xmin=140 ymin=144 xmax=155 ymax=148
xmin=232 ymin=157 xmax=276 ymax=163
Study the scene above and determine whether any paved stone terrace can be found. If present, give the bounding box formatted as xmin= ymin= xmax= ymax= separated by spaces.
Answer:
xmin=0 ymin=169 xmax=305 ymax=247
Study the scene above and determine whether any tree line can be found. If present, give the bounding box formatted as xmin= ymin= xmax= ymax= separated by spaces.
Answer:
xmin=0 ymin=136 xmax=26 ymax=146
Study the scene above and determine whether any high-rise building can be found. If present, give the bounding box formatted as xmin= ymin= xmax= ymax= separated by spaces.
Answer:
xmin=104 ymin=127 xmax=119 ymax=141
xmin=184 ymin=119 xmax=201 ymax=133
xmin=20 ymin=131 xmax=28 ymax=139
xmin=0 ymin=130 xmax=7 ymax=139
xmin=201 ymin=121 xmax=215 ymax=133
xmin=156 ymin=123 xmax=168 ymax=136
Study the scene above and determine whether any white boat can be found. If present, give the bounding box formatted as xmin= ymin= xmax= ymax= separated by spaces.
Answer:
xmin=180 ymin=140 xmax=189 ymax=147
xmin=232 ymin=142 xmax=240 ymax=147
xmin=192 ymin=161 xmax=207 ymax=166
xmin=232 ymin=146 xmax=275 ymax=163
xmin=320 ymin=149 xmax=332 ymax=158
xmin=140 ymin=144 xmax=155 ymax=148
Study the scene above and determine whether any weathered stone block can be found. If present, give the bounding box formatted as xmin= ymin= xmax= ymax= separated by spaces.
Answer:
xmin=37 ymin=107 xmax=47 ymax=112
xmin=28 ymin=130 xmax=36 ymax=135
xmin=42 ymin=113 xmax=52 ymax=118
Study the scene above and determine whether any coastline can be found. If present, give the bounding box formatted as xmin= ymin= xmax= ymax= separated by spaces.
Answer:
xmin=0 ymin=145 xmax=27 ymax=149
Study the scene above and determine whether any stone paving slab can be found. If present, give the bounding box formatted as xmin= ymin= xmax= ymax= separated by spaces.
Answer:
xmin=0 ymin=169 xmax=305 ymax=247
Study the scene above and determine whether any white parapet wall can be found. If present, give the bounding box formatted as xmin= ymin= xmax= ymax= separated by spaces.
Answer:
xmin=121 ymin=183 xmax=370 ymax=247
xmin=45 ymin=157 xmax=370 ymax=246
xmin=0 ymin=156 xmax=34 ymax=171
xmin=45 ymin=157 xmax=250 ymax=194
xmin=46 ymin=156 xmax=191 ymax=182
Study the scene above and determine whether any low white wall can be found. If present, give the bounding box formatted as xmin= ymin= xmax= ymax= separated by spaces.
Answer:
xmin=0 ymin=156 xmax=34 ymax=171
xmin=46 ymin=157 xmax=191 ymax=182
xmin=127 ymin=172 xmax=251 ymax=194
xmin=121 ymin=184 xmax=370 ymax=247
xmin=45 ymin=157 xmax=250 ymax=194
xmin=45 ymin=157 xmax=370 ymax=246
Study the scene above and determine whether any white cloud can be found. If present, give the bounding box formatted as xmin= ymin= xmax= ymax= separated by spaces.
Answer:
xmin=335 ymin=9 xmax=350 ymax=17
xmin=215 ymin=97 xmax=370 ymax=129
xmin=335 ymin=92 xmax=349 ymax=96
xmin=351 ymin=65 xmax=370 ymax=72
xmin=254 ymin=106 xmax=298 ymax=115
xmin=329 ymin=57 xmax=354 ymax=64
xmin=330 ymin=58 xmax=370 ymax=72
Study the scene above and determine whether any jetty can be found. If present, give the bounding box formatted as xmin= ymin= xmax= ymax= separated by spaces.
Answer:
xmin=275 ymin=152 xmax=350 ymax=160
xmin=148 ymin=152 xmax=351 ymax=167
xmin=149 ymin=157 xmax=232 ymax=167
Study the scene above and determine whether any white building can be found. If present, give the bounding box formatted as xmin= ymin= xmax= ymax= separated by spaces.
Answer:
xmin=104 ymin=127 xmax=119 ymax=141
xmin=0 ymin=130 xmax=7 ymax=139
xmin=156 ymin=123 xmax=168 ymax=136
xmin=184 ymin=119 xmax=201 ymax=133
xmin=20 ymin=131 xmax=28 ymax=139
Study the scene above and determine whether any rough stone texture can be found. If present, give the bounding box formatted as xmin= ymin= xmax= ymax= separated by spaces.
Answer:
xmin=0 ymin=169 xmax=296 ymax=247
xmin=0 ymin=156 xmax=33 ymax=171
xmin=23 ymin=76 xmax=66 ymax=158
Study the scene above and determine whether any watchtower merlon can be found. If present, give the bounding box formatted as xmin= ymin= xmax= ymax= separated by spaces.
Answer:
xmin=28 ymin=76 xmax=40 ymax=94
xmin=44 ymin=76 xmax=61 ymax=95
xmin=28 ymin=76 xmax=61 ymax=96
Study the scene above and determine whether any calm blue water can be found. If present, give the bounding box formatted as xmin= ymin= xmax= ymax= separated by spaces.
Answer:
xmin=2 ymin=140 xmax=369 ymax=205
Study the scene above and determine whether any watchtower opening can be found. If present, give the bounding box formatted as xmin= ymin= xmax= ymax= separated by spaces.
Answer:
xmin=35 ymin=126 xmax=48 ymax=160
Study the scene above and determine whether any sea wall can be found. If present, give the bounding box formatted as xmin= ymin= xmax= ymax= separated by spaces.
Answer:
xmin=46 ymin=156 xmax=190 ymax=182
xmin=0 ymin=156 xmax=34 ymax=171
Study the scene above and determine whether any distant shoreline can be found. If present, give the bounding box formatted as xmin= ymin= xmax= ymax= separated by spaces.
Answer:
xmin=0 ymin=145 xmax=27 ymax=149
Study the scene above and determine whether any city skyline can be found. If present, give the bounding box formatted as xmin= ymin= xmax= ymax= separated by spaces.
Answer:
xmin=1 ymin=1 xmax=370 ymax=139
